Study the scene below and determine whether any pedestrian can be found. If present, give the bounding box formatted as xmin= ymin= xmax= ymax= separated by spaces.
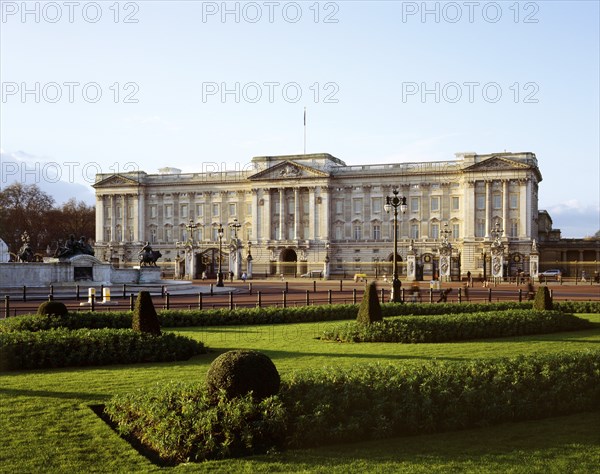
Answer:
xmin=241 ymin=272 xmax=247 ymax=282
xmin=229 ymin=271 xmax=234 ymax=282
xmin=466 ymin=271 xmax=471 ymax=287
xmin=201 ymin=271 xmax=207 ymax=280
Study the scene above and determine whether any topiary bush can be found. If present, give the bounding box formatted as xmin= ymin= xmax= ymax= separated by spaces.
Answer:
xmin=206 ymin=350 xmax=280 ymax=400
xmin=132 ymin=291 xmax=161 ymax=336
xmin=534 ymin=286 xmax=553 ymax=310
xmin=37 ymin=301 xmax=68 ymax=317
xmin=356 ymin=282 xmax=382 ymax=325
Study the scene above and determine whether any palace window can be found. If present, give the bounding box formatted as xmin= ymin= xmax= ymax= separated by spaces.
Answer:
xmin=373 ymin=224 xmax=381 ymax=240
xmin=510 ymin=194 xmax=518 ymax=209
xmin=452 ymin=223 xmax=460 ymax=239
xmin=104 ymin=228 xmax=111 ymax=242
xmin=335 ymin=200 xmax=343 ymax=215
xmin=475 ymin=219 xmax=485 ymax=237
xmin=493 ymin=194 xmax=502 ymax=209
xmin=410 ymin=197 xmax=419 ymax=212
xmin=247 ymin=203 xmax=252 ymax=215
xmin=196 ymin=204 xmax=204 ymax=217
xmin=150 ymin=228 xmax=156 ymax=243
xmin=510 ymin=220 xmax=518 ymax=237
xmin=165 ymin=227 xmax=172 ymax=242
xmin=476 ymin=195 xmax=485 ymax=210
xmin=372 ymin=198 xmax=382 ymax=214
xmin=229 ymin=203 xmax=237 ymax=217
xmin=451 ymin=196 xmax=460 ymax=211
xmin=116 ymin=206 xmax=122 ymax=219
xmin=164 ymin=204 xmax=172 ymax=219
xmin=353 ymin=224 xmax=362 ymax=240
xmin=410 ymin=223 xmax=419 ymax=239
xmin=180 ymin=204 xmax=188 ymax=219
xmin=212 ymin=203 xmax=220 ymax=217
xmin=431 ymin=196 xmax=440 ymax=212
xmin=335 ymin=225 xmax=343 ymax=240
xmin=353 ymin=198 xmax=363 ymax=215
xmin=431 ymin=223 xmax=439 ymax=240
xmin=150 ymin=206 xmax=157 ymax=218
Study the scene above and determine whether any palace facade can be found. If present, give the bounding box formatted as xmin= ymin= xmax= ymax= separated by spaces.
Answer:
xmin=94 ymin=151 xmax=559 ymax=280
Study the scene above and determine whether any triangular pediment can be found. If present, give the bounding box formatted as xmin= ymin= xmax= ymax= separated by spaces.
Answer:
xmin=93 ymin=174 xmax=141 ymax=188
xmin=248 ymin=160 xmax=330 ymax=181
xmin=464 ymin=156 xmax=531 ymax=172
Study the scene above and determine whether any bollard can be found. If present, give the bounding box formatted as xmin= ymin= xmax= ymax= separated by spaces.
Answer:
xmin=381 ymin=288 xmax=385 ymax=304
xmin=306 ymin=289 xmax=310 ymax=306
xmin=130 ymin=293 xmax=135 ymax=310
xmin=165 ymin=292 xmax=170 ymax=310
xmin=328 ymin=289 xmax=333 ymax=304
xmin=339 ymin=280 xmax=343 ymax=292
xmin=76 ymin=284 xmax=80 ymax=301
xmin=282 ymin=291 xmax=287 ymax=308
xmin=198 ymin=293 xmax=203 ymax=310
xmin=549 ymin=289 xmax=553 ymax=299
xmin=91 ymin=294 xmax=95 ymax=312
xmin=99 ymin=284 xmax=104 ymax=301
xmin=401 ymin=287 xmax=405 ymax=303
xmin=285 ymin=281 xmax=289 ymax=293
xmin=50 ymin=284 xmax=54 ymax=298
xmin=429 ymin=288 xmax=433 ymax=303
xmin=458 ymin=287 xmax=462 ymax=303
xmin=488 ymin=288 xmax=492 ymax=303
xmin=229 ymin=292 xmax=234 ymax=310
xmin=518 ymin=289 xmax=522 ymax=302
xmin=161 ymin=285 xmax=166 ymax=297
xmin=313 ymin=280 xmax=317 ymax=293
xmin=88 ymin=288 xmax=96 ymax=305
xmin=257 ymin=291 xmax=262 ymax=308
xmin=352 ymin=288 xmax=357 ymax=304
xmin=22 ymin=285 xmax=26 ymax=302
xmin=210 ymin=283 xmax=214 ymax=296
xmin=4 ymin=295 xmax=9 ymax=319
xmin=248 ymin=282 xmax=252 ymax=295
xmin=102 ymin=287 xmax=111 ymax=304
xmin=123 ymin=284 xmax=126 ymax=299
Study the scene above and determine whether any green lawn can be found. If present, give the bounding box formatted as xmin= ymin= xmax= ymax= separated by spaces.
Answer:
xmin=1 ymin=314 xmax=599 ymax=473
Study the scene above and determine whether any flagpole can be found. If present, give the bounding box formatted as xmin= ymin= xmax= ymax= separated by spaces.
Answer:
xmin=303 ymin=107 xmax=306 ymax=155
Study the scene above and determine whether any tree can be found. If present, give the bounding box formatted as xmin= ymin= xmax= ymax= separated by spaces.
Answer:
xmin=48 ymin=198 xmax=96 ymax=247
xmin=0 ymin=183 xmax=55 ymax=257
xmin=356 ymin=282 xmax=383 ymax=325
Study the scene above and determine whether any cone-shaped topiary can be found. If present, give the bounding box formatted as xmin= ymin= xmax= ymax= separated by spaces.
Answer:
xmin=206 ymin=350 xmax=280 ymax=400
xmin=132 ymin=291 xmax=161 ymax=335
xmin=533 ymin=286 xmax=553 ymax=311
xmin=356 ymin=281 xmax=383 ymax=325
xmin=37 ymin=301 xmax=68 ymax=317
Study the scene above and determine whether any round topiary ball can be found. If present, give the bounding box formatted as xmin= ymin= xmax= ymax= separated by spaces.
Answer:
xmin=37 ymin=301 xmax=68 ymax=317
xmin=206 ymin=350 xmax=280 ymax=400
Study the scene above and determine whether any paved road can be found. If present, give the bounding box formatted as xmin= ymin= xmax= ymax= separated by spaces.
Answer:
xmin=2 ymin=278 xmax=598 ymax=317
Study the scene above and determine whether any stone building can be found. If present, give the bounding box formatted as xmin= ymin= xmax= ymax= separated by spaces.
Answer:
xmin=93 ymin=151 xmax=564 ymax=280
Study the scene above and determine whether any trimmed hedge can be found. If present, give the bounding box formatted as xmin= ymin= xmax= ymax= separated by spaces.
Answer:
xmin=105 ymin=350 xmax=600 ymax=463
xmin=1 ymin=301 xmax=598 ymax=333
xmin=0 ymin=328 xmax=206 ymax=371
xmin=321 ymin=310 xmax=595 ymax=343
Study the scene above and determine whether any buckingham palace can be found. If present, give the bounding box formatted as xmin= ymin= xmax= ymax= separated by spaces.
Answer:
xmin=93 ymin=151 xmax=546 ymax=281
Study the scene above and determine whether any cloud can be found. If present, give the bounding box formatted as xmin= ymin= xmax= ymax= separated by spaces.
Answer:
xmin=121 ymin=115 xmax=180 ymax=132
xmin=0 ymin=150 xmax=95 ymax=205
xmin=542 ymin=201 xmax=600 ymax=238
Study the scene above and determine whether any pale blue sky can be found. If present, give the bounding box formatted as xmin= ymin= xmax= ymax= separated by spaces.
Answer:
xmin=1 ymin=0 xmax=599 ymax=237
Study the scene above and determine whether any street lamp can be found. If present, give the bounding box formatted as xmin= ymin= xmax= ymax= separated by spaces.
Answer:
xmin=384 ymin=189 xmax=408 ymax=302
xmin=215 ymin=223 xmax=224 ymax=287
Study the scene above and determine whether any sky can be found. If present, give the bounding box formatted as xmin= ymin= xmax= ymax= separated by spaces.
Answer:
xmin=1 ymin=0 xmax=599 ymax=238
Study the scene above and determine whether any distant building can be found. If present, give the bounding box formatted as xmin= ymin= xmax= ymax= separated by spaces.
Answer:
xmin=93 ymin=151 xmax=599 ymax=280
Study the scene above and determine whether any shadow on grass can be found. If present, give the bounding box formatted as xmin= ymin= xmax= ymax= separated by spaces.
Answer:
xmin=0 ymin=387 xmax=110 ymax=401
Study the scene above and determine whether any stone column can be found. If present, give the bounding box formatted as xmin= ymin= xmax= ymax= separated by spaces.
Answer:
xmin=502 ymin=180 xmax=509 ymax=232
xmin=485 ymin=181 xmax=491 ymax=238
xmin=96 ymin=195 xmax=104 ymax=242
xmin=519 ymin=180 xmax=528 ymax=238
xmin=263 ymin=189 xmax=271 ymax=241
xmin=251 ymin=189 xmax=259 ymax=241
xmin=320 ymin=186 xmax=330 ymax=240
xmin=294 ymin=187 xmax=300 ymax=239
xmin=110 ymin=195 xmax=116 ymax=242
xmin=279 ymin=188 xmax=285 ymax=240
xmin=308 ymin=187 xmax=316 ymax=240
xmin=464 ymin=181 xmax=475 ymax=238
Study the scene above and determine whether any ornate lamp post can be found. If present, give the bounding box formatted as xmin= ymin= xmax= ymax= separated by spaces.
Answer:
xmin=215 ymin=223 xmax=224 ymax=287
xmin=246 ymin=241 xmax=253 ymax=279
xmin=384 ymin=189 xmax=408 ymax=302
xmin=228 ymin=218 xmax=243 ymax=279
xmin=490 ymin=219 xmax=505 ymax=283
xmin=184 ymin=219 xmax=200 ymax=280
